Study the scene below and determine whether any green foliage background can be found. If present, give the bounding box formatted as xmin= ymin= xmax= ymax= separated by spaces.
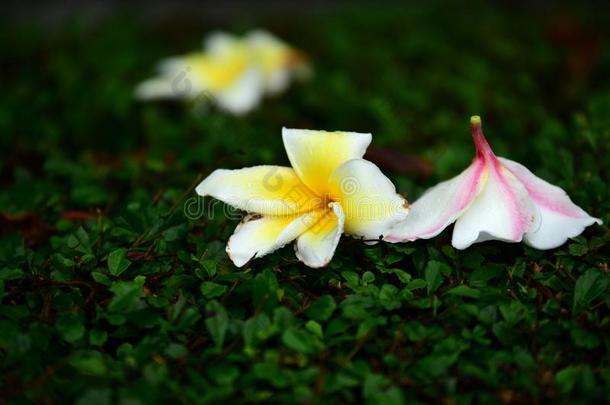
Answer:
xmin=1 ymin=3 xmax=609 ymax=403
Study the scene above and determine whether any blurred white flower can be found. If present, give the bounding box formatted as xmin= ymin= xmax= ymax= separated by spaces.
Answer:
xmin=196 ymin=128 xmax=409 ymax=268
xmin=385 ymin=116 xmax=602 ymax=249
xmin=135 ymin=30 xmax=311 ymax=115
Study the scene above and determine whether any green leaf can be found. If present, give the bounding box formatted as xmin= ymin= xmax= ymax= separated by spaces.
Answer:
xmin=56 ymin=314 xmax=85 ymax=343
xmin=406 ymin=278 xmax=427 ymax=290
xmin=107 ymin=276 xmax=145 ymax=312
xmin=89 ymin=330 xmax=108 ymax=346
xmin=445 ymin=285 xmax=481 ymax=298
xmin=200 ymin=281 xmax=227 ymax=299
xmin=165 ymin=343 xmax=188 ymax=359
xmin=568 ymin=241 xmax=588 ymax=256
xmin=76 ymin=388 xmax=112 ymax=405
xmin=379 ymin=284 xmax=401 ymax=310
xmin=555 ymin=366 xmax=580 ymax=393
xmin=341 ymin=271 xmax=359 ymax=285
xmin=243 ymin=313 xmax=274 ymax=347
xmin=205 ymin=301 xmax=229 ymax=348
xmin=362 ymin=271 xmax=375 ymax=284
xmin=305 ymin=320 xmax=323 ymax=338
xmin=107 ymin=248 xmax=131 ymax=276
xmin=570 ymin=327 xmax=600 ymax=349
xmin=0 ymin=267 xmax=24 ymax=281
xmin=69 ymin=351 xmax=108 ymax=376
xmin=573 ymin=269 xmax=608 ymax=313
xmin=305 ymin=295 xmax=336 ymax=322
xmin=91 ymin=271 xmax=111 ymax=286
xmin=202 ymin=259 xmax=217 ymax=277
xmin=425 ymin=260 xmax=447 ymax=294
xmin=282 ymin=328 xmax=319 ymax=354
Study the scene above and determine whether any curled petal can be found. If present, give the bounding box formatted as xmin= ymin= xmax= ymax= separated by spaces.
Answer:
xmin=500 ymin=158 xmax=602 ymax=249
xmin=295 ymin=203 xmax=344 ymax=268
xmin=329 ymin=159 xmax=409 ymax=240
xmin=227 ymin=211 xmax=322 ymax=267
xmin=196 ymin=166 xmax=321 ymax=215
xmin=385 ymin=160 xmax=486 ymax=242
xmin=452 ymin=164 xmax=540 ymax=249
xmin=282 ymin=128 xmax=371 ymax=193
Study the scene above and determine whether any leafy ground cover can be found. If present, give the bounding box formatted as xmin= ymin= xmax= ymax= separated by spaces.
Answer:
xmin=1 ymin=3 xmax=609 ymax=403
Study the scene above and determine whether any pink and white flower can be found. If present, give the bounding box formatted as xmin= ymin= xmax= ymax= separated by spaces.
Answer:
xmin=385 ymin=116 xmax=602 ymax=249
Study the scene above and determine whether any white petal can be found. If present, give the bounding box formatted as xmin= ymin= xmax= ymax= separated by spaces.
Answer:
xmin=214 ymin=67 xmax=265 ymax=115
xmin=282 ymin=128 xmax=371 ymax=193
xmin=452 ymin=164 xmax=540 ymax=249
xmin=134 ymin=78 xmax=178 ymax=100
xmin=245 ymin=30 xmax=293 ymax=94
xmin=204 ymin=31 xmax=239 ymax=54
xmin=135 ymin=56 xmax=206 ymax=100
xmin=227 ymin=211 xmax=321 ymax=267
xmin=385 ymin=159 xmax=486 ymax=242
xmin=156 ymin=57 xmax=186 ymax=75
xmin=295 ymin=203 xmax=344 ymax=268
xmin=196 ymin=166 xmax=321 ymax=216
xmin=500 ymin=158 xmax=602 ymax=249
xmin=328 ymin=159 xmax=409 ymax=240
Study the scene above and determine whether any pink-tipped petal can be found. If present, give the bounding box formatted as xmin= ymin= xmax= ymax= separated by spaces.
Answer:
xmin=470 ymin=115 xmax=496 ymax=162
xmin=499 ymin=157 xmax=602 ymax=249
xmin=384 ymin=159 xmax=486 ymax=242
xmin=452 ymin=163 xmax=540 ymax=249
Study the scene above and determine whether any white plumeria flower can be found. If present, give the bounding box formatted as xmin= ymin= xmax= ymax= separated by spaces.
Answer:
xmin=244 ymin=30 xmax=311 ymax=95
xmin=196 ymin=128 xmax=410 ymax=268
xmin=385 ymin=116 xmax=601 ymax=249
xmin=135 ymin=30 xmax=310 ymax=115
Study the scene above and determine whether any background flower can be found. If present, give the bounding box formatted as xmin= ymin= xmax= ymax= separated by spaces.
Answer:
xmin=135 ymin=30 xmax=310 ymax=114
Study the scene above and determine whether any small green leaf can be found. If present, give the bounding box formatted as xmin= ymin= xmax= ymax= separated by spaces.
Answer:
xmin=202 ymin=259 xmax=217 ymax=277
xmin=107 ymin=276 xmax=145 ymax=313
xmin=205 ymin=301 xmax=228 ymax=348
xmin=165 ymin=343 xmax=188 ymax=359
xmin=69 ymin=351 xmax=107 ymax=376
xmin=91 ymin=271 xmax=111 ymax=286
xmin=305 ymin=295 xmax=336 ymax=322
xmin=107 ymin=248 xmax=131 ymax=276
xmin=573 ymin=269 xmax=608 ymax=313
xmin=445 ymin=285 xmax=480 ymax=298
xmin=56 ymin=314 xmax=85 ymax=343
xmin=0 ymin=268 xmax=24 ymax=281
xmin=425 ymin=261 xmax=447 ymax=295
xmin=305 ymin=320 xmax=323 ymax=338
xmin=379 ymin=284 xmax=401 ymax=310
xmin=200 ymin=281 xmax=227 ymax=299
xmin=555 ymin=366 xmax=580 ymax=393
xmin=406 ymin=278 xmax=427 ymax=290
xmin=362 ymin=271 xmax=375 ymax=284
xmin=341 ymin=271 xmax=359 ymax=285
xmin=282 ymin=328 xmax=318 ymax=354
